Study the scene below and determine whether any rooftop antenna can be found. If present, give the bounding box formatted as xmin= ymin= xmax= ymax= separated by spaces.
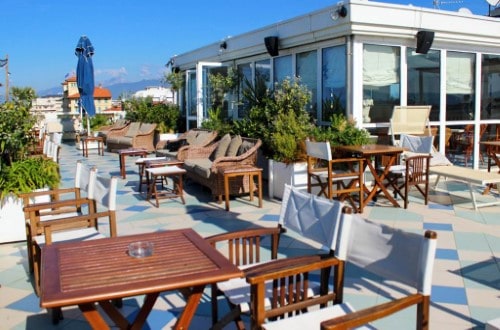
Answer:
xmin=433 ymin=0 xmax=463 ymax=9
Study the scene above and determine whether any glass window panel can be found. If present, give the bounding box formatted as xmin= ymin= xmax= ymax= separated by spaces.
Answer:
xmin=322 ymin=45 xmax=347 ymax=121
xmin=273 ymin=55 xmax=292 ymax=84
xmin=187 ymin=71 xmax=197 ymax=117
xmin=407 ymin=48 xmax=440 ymax=121
xmin=481 ymin=54 xmax=500 ymax=121
xmin=237 ymin=63 xmax=252 ymax=118
xmin=446 ymin=51 xmax=475 ymax=121
xmin=255 ymin=59 xmax=271 ymax=90
xmin=297 ymin=50 xmax=317 ymax=119
xmin=363 ymin=44 xmax=400 ymax=123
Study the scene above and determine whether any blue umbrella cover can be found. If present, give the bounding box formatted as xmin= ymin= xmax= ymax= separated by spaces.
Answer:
xmin=75 ymin=36 xmax=96 ymax=116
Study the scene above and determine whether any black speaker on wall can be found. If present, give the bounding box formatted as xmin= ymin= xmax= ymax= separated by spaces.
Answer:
xmin=264 ymin=36 xmax=279 ymax=57
xmin=416 ymin=30 xmax=434 ymax=54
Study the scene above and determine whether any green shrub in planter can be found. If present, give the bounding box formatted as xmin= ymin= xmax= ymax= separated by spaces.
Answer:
xmin=0 ymin=157 xmax=60 ymax=198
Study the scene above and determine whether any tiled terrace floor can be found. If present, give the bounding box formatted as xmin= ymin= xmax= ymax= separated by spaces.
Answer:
xmin=0 ymin=142 xmax=499 ymax=329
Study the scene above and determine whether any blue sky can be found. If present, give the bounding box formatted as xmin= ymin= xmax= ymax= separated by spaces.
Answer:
xmin=0 ymin=0 xmax=492 ymax=94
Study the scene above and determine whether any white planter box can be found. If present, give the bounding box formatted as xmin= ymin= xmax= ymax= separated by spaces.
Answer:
xmin=0 ymin=190 xmax=50 ymax=243
xmin=268 ymin=160 xmax=309 ymax=200
xmin=0 ymin=194 xmax=27 ymax=243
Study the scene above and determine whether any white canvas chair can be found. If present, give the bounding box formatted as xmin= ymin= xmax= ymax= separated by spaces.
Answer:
xmin=306 ymin=140 xmax=364 ymax=213
xmin=389 ymin=105 xmax=432 ymax=146
xmin=26 ymin=172 xmax=118 ymax=296
xmin=22 ymin=161 xmax=97 ymax=274
xmin=206 ymin=184 xmax=345 ymax=330
xmin=249 ymin=212 xmax=438 ymax=330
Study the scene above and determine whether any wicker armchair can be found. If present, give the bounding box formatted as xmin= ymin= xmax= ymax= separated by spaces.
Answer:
xmin=97 ymin=119 xmax=130 ymax=142
xmin=182 ymin=136 xmax=262 ymax=201
xmin=105 ymin=122 xmax=157 ymax=152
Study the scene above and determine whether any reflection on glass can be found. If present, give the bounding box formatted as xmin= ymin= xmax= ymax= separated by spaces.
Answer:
xmin=481 ymin=54 xmax=500 ymax=120
xmin=446 ymin=51 xmax=475 ymax=121
xmin=322 ymin=45 xmax=346 ymax=122
xmin=297 ymin=50 xmax=317 ymax=119
xmin=363 ymin=44 xmax=400 ymax=123
xmin=407 ymin=48 xmax=440 ymax=121
xmin=273 ymin=55 xmax=292 ymax=84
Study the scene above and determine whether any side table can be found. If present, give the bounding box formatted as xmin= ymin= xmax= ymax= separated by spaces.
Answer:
xmin=81 ymin=136 xmax=105 ymax=157
xmin=146 ymin=166 xmax=187 ymax=207
xmin=117 ymin=148 xmax=148 ymax=179
xmin=220 ymin=166 xmax=263 ymax=211
xmin=135 ymin=157 xmax=184 ymax=192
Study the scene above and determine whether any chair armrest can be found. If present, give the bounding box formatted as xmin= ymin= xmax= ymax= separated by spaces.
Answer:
xmin=23 ymin=197 xmax=91 ymax=213
xmin=320 ymin=294 xmax=425 ymax=330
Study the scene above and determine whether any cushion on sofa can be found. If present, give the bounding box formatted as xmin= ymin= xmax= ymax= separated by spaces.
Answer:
xmin=125 ymin=122 xmax=141 ymax=138
xmin=185 ymin=130 xmax=199 ymax=145
xmin=237 ymin=140 xmax=254 ymax=156
xmin=184 ymin=158 xmax=213 ymax=179
xmin=192 ymin=131 xmax=212 ymax=146
xmin=139 ymin=123 xmax=155 ymax=133
xmin=211 ymin=134 xmax=231 ymax=160
xmin=226 ymin=135 xmax=242 ymax=157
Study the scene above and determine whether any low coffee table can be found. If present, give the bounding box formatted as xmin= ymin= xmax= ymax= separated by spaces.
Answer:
xmin=135 ymin=157 xmax=184 ymax=192
xmin=146 ymin=166 xmax=187 ymax=207
xmin=117 ymin=148 xmax=148 ymax=179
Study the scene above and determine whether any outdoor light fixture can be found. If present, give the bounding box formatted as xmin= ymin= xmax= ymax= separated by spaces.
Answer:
xmin=416 ymin=30 xmax=435 ymax=54
xmin=330 ymin=3 xmax=348 ymax=20
xmin=220 ymin=41 xmax=227 ymax=50
xmin=264 ymin=36 xmax=279 ymax=57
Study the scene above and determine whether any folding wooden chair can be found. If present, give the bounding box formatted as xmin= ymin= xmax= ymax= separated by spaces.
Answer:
xmin=206 ymin=184 xmax=345 ymax=330
xmin=25 ymin=173 xmax=118 ymax=297
xmin=21 ymin=161 xmax=96 ymax=274
xmin=306 ymin=140 xmax=364 ymax=213
xmin=248 ymin=212 xmax=437 ymax=330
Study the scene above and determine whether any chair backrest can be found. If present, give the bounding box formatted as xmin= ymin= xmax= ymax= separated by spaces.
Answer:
xmin=390 ymin=105 xmax=431 ymax=145
xmin=400 ymin=134 xmax=434 ymax=154
xmin=75 ymin=161 xmax=97 ymax=196
xmin=279 ymin=184 xmax=343 ymax=252
xmin=306 ymin=140 xmax=332 ymax=161
xmin=336 ymin=213 xmax=437 ymax=295
xmin=88 ymin=174 xmax=118 ymax=212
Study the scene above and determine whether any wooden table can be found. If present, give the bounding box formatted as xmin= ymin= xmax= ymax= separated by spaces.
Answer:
xmin=40 ymin=229 xmax=243 ymax=330
xmin=117 ymin=148 xmax=148 ymax=179
xmin=81 ymin=136 xmax=104 ymax=157
xmin=219 ymin=166 xmax=263 ymax=211
xmin=338 ymin=144 xmax=405 ymax=208
xmin=480 ymin=141 xmax=500 ymax=194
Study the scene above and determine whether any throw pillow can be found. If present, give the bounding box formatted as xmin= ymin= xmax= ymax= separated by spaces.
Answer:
xmin=212 ymin=134 xmax=231 ymax=160
xmin=185 ymin=130 xmax=198 ymax=145
xmin=226 ymin=135 xmax=242 ymax=157
xmin=237 ymin=140 xmax=253 ymax=156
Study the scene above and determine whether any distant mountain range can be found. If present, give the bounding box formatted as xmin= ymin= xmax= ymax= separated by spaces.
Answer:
xmin=38 ymin=79 xmax=165 ymax=99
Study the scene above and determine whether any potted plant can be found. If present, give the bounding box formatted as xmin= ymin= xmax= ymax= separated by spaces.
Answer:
xmin=0 ymin=93 xmax=61 ymax=243
xmin=233 ymin=77 xmax=314 ymax=199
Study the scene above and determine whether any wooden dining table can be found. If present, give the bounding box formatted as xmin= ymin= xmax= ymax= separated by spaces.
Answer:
xmin=40 ymin=229 xmax=243 ymax=330
xmin=338 ymin=144 xmax=405 ymax=208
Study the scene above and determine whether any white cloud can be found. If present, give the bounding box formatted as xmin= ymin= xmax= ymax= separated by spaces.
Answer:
xmin=95 ymin=67 xmax=128 ymax=85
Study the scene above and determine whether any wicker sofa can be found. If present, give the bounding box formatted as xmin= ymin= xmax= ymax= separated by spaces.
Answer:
xmin=182 ymin=135 xmax=262 ymax=201
xmin=97 ymin=119 xmax=130 ymax=142
xmin=105 ymin=122 xmax=157 ymax=152
xmin=156 ymin=128 xmax=218 ymax=161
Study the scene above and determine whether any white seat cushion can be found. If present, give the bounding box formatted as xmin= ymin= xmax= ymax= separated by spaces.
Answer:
xmin=262 ymin=302 xmax=375 ymax=330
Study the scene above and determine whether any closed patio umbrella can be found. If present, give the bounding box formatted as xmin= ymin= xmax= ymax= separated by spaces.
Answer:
xmin=75 ymin=36 xmax=95 ymax=134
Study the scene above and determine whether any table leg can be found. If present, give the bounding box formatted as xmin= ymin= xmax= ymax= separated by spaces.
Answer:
xmin=249 ymin=174 xmax=254 ymax=202
xmin=257 ymin=171 xmax=263 ymax=208
xmin=79 ymin=303 xmax=111 ymax=329
xmin=224 ymin=173 xmax=230 ymax=211
xmin=174 ymin=285 xmax=205 ymax=330
xmin=365 ymin=155 xmax=401 ymax=207
xmin=120 ymin=154 xmax=126 ymax=179
xmin=177 ymin=173 xmax=186 ymax=205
